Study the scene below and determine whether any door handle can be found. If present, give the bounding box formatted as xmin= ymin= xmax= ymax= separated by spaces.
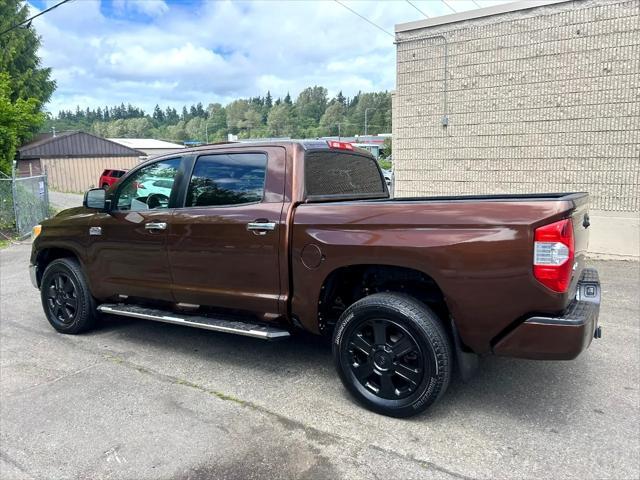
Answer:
xmin=145 ymin=222 xmax=167 ymax=231
xmin=247 ymin=221 xmax=276 ymax=235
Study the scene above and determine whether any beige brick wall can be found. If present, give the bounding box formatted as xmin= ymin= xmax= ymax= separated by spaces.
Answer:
xmin=393 ymin=0 xmax=640 ymax=212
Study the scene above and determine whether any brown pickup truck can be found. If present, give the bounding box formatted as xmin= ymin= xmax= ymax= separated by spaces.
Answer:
xmin=29 ymin=140 xmax=602 ymax=417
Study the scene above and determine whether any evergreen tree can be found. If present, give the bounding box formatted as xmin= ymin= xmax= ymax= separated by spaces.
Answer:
xmin=0 ymin=0 xmax=56 ymax=107
xmin=153 ymin=104 xmax=165 ymax=122
xmin=196 ymin=102 xmax=205 ymax=117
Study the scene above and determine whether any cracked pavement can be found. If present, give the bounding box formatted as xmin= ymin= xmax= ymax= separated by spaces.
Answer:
xmin=1 ymin=242 xmax=638 ymax=479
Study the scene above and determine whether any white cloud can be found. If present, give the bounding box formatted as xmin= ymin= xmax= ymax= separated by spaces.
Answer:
xmin=28 ymin=0 xmax=509 ymax=113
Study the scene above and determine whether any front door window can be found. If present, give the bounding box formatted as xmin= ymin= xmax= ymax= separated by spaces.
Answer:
xmin=115 ymin=158 xmax=181 ymax=211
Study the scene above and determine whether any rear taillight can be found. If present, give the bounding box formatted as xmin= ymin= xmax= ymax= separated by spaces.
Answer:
xmin=327 ymin=140 xmax=354 ymax=151
xmin=533 ymin=218 xmax=575 ymax=293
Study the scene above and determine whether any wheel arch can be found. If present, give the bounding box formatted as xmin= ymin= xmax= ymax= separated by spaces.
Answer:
xmin=316 ymin=263 xmax=452 ymax=339
xmin=34 ymin=246 xmax=82 ymax=288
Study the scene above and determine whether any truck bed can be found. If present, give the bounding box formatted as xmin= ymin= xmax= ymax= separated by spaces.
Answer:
xmin=292 ymin=191 xmax=590 ymax=354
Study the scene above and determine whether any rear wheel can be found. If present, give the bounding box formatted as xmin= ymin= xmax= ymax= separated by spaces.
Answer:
xmin=102 ymin=183 xmax=109 ymax=189
xmin=41 ymin=258 xmax=97 ymax=334
xmin=332 ymin=293 xmax=451 ymax=418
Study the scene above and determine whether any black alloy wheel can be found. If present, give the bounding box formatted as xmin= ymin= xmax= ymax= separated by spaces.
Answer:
xmin=346 ymin=318 xmax=426 ymax=400
xmin=40 ymin=257 xmax=97 ymax=334
xmin=45 ymin=273 xmax=78 ymax=325
xmin=333 ymin=293 xmax=451 ymax=418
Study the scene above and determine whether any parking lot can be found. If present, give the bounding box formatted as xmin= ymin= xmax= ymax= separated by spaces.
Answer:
xmin=1 ymin=242 xmax=638 ymax=479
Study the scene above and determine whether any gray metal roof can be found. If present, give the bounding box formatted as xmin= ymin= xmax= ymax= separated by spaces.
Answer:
xmin=18 ymin=131 xmax=144 ymax=159
xmin=395 ymin=0 xmax=573 ymax=33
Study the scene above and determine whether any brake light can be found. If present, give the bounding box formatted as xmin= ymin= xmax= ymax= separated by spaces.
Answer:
xmin=327 ymin=140 xmax=354 ymax=151
xmin=533 ymin=218 xmax=574 ymax=293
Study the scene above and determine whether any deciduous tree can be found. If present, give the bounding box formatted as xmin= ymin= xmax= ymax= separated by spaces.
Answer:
xmin=0 ymin=73 xmax=45 ymax=174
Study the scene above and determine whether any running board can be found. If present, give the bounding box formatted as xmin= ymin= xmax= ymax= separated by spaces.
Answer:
xmin=97 ymin=304 xmax=291 ymax=340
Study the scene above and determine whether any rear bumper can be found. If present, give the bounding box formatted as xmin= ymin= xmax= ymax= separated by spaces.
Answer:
xmin=493 ymin=268 xmax=601 ymax=360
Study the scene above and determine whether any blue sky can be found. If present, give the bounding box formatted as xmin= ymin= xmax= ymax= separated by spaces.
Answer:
xmin=28 ymin=0 xmax=508 ymax=114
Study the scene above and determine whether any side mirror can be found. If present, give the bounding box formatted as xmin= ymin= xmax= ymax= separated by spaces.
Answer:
xmin=83 ymin=188 xmax=108 ymax=210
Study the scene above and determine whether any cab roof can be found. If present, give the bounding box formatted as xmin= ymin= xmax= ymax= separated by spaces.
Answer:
xmin=166 ymin=139 xmax=371 ymax=156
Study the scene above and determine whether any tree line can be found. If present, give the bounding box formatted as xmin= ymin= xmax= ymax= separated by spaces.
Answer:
xmin=44 ymin=87 xmax=392 ymax=144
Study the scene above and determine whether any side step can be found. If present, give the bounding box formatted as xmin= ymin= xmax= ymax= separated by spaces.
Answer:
xmin=97 ymin=304 xmax=291 ymax=340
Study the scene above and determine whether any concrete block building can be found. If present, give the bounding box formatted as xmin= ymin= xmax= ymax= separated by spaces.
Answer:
xmin=393 ymin=0 xmax=639 ymax=258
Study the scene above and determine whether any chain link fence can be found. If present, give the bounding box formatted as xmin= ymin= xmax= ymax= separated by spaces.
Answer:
xmin=0 ymin=172 xmax=50 ymax=238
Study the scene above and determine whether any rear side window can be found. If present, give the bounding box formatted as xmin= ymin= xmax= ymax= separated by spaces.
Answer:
xmin=102 ymin=170 xmax=111 ymax=176
xmin=304 ymin=151 xmax=386 ymax=199
xmin=186 ymin=153 xmax=267 ymax=207
xmin=112 ymin=170 xmax=125 ymax=178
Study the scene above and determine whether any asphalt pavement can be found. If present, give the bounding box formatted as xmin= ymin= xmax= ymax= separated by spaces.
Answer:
xmin=48 ymin=191 xmax=84 ymax=211
xmin=1 ymin=242 xmax=638 ymax=479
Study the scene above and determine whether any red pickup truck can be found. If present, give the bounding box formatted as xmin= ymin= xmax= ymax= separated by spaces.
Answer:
xmin=29 ymin=140 xmax=601 ymax=417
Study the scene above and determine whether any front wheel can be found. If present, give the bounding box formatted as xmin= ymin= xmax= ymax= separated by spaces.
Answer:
xmin=40 ymin=258 xmax=98 ymax=334
xmin=332 ymin=293 xmax=451 ymax=418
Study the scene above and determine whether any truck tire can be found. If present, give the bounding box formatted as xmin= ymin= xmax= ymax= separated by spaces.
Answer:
xmin=40 ymin=258 xmax=98 ymax=334
xmin=332 ymin=293 xmax=451 ymax=418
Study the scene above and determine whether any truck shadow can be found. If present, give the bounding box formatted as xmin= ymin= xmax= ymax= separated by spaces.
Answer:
xmin=95 ymin=315 xmax=598 ymax=424
xmin=431 ymin=353 xmax=602 ymax=424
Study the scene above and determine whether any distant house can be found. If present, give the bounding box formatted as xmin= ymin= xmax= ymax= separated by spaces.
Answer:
xmin=17 ymin=131 xmax=144 ymax=192
xmin=107 ymin=138 xmax=185 ymax=158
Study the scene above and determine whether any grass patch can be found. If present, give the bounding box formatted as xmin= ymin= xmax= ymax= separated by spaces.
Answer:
xmin=0 ymin=228 xmax=17 ymax=249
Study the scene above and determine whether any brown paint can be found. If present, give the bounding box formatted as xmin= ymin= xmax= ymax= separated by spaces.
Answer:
xmin=493 ymin=318 xmax=597 ymax=360
xmin=31 ymin=141 xmax=598 ymax=360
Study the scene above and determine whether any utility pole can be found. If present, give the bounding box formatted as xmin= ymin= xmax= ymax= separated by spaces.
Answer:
xmin=336 ymin=123 xmax=342 ymax=140
xmin=205 ymin=122 xmax=208 ymax=144
xmin=364 ymin=108 xmax=376 ymax=136
xmin=51 ymin=126 xmax=56 ymax=138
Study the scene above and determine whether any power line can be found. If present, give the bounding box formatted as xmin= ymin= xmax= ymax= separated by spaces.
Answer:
xmin=334 ymin=0 xmax=394 ymax=38
xmin=0 ymin=0 xmax=74 ymax=37
xmin=470 ymin=0 xmax=482 ymax=7
xmin=406 ymin=0 xmax=430 ymax=18
xmin=441 ymin=0 xmax=457 ymax=14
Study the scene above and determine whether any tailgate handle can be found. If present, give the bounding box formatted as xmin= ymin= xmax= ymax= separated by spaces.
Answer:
xmin=583 ymin=213 xmax=590 ymax=228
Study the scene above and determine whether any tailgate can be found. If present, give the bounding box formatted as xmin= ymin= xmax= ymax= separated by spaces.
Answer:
xmin=569 ymin=193 xmax=591 ymax=298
